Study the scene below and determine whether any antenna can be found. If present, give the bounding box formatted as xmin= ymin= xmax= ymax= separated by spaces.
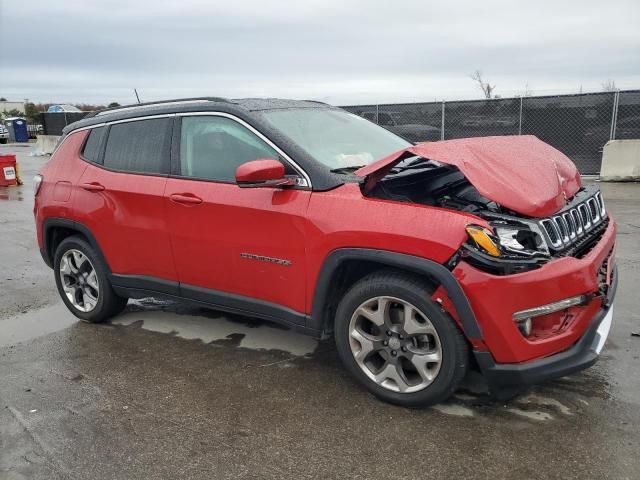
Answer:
xmin=134 ymin=89 xmax=141 ymax=104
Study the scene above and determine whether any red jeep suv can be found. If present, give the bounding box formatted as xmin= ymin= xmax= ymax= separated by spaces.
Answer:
xmin=34 ymin=98 xmax=617 ymax=406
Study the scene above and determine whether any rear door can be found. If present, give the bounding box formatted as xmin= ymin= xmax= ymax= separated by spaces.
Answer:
xmin=74 ymin=116 xmax=178 ymax=286
xmin=164 ymin=113 xmax=310 ymax=317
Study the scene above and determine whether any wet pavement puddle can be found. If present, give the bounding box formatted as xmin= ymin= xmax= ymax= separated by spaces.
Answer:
xmin=0 ymin=186 xmax=24 ymax=201
xmin=112 ymin=298 xmax=318 ymax=356
xmin=0 ymin=298 xmax=317 ymax=356
xmin=0 ymin=298 xmax=591 ymax=422
xmin=0 ymin=302 xmax=77 ymax=347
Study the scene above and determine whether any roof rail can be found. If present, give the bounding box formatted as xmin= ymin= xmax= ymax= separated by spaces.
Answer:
xmin=300 ymin=99 xmax=330 ymax=106
xmin=87 ymin=97 xmax=229 ymax=117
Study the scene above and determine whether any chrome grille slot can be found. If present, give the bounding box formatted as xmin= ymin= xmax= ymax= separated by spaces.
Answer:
xmin=587 ymin=197 xmax=600 ymax=223
xmin=570 ymin=209 xmax=583 ymax=235
xmin=541 ymin=219 xmax=562 ymax=248
xmin=595 ymin=191 xmax=605 ymax=216
xmin=578 ymin=204 xmax=592 ymax=229
xmin=554 ymin=215 xmax=570 ymax=244
xmin=562 ymin=212 xmax=576 ymax=239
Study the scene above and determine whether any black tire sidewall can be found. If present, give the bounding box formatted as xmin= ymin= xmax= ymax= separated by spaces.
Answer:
xmin=53 ymin=236 xmax=119 ymax=323
xmin=334 ymin=273 xmax=467 ymax=407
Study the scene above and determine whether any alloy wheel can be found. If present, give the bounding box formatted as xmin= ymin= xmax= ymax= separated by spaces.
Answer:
xmin=59 ymin=249 xmax=100 ymax=312
xmin=348 ymin=296 xmax=442 ymax=393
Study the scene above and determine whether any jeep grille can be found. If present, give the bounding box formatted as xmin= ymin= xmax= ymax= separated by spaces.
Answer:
xmin=538 ymin=191 xmax=606 ymax=254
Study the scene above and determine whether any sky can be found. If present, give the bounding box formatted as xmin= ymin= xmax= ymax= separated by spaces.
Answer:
xmin=0 ymin=0 xmax=638 ymax=106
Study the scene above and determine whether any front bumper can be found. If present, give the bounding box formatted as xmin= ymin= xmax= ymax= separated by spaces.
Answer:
xmin=452 ymin=218 xmax=617 ymax=363
xmin=474 ymin=265 xmax=616 ymax=391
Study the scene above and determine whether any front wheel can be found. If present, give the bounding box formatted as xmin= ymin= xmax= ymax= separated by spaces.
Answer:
xmin=334 ymin=271 xmax=469 ymax=407
xmin=54 ymin=235 xmax=128 ymax=323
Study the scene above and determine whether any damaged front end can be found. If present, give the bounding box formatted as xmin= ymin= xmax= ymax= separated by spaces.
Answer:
xmin=356 ymin=136 xmax=608 ymax=275
xmin=455 ymin=186 xmax=608 ymax=275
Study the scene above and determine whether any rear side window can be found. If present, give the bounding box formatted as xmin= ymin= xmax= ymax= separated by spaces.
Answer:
xmin=81 ymin=126 xmax=105 ymax=163
xmin=103 ymin=118 xmax=171 ymax=174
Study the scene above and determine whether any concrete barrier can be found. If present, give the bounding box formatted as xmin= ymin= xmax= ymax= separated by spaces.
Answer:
xmin=34 ymin=135 xmax=61 ymax=155
xmin=600 ymin=140 xmax=640 ymax=181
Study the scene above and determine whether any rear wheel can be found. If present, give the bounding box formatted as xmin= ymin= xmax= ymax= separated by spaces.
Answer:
xmin=54 ymin=236 xmax=127 ymax=323
xmin=334 ymin=271 xmax=468 ymax=407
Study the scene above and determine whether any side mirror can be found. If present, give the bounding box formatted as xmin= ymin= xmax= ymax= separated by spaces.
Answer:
xmin=235 ymin=159 xmax=294 ymax=188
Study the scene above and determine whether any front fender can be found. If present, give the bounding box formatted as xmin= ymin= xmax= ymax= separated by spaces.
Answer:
xmin=309 ymin=248 xmax=482 ymax=342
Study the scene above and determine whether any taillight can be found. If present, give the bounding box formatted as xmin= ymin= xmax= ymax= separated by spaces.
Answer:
xmin=33 ymin=174 xmax=43 ymax=196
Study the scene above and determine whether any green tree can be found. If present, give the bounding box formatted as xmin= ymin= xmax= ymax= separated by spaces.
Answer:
xmin=24 ymin=102 xmax=41 ymax=124
xmin=108 ymin=102 xmax=121 ymax=108
xmin=0 ymin=97 xmax=7 ymax=101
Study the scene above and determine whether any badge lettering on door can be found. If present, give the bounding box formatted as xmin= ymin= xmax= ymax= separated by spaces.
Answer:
xmin=240 ymin=253 xmax=292 ymax=267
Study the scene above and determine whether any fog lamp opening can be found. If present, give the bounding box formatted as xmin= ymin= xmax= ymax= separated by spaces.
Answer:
xmin=515 ymin=317 xmax=533 ymax=337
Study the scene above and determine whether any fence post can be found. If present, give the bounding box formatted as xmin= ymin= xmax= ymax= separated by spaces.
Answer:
xmin=441 ymin=101 xmax=445 ymax=140
xmin=375 ymin=104 xmax=379 ymax=124
xmin=609 ymin=91 xmax=620 ymax=140
xmin=518 ymin=96 xmax=523 ymax=135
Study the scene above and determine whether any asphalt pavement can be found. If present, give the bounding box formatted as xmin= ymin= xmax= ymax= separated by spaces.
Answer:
xmin=1 ymin=145 xmax=639 ymax=479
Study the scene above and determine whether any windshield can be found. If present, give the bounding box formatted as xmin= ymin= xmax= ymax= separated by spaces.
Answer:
xmin=261 ymin=108 xmax=411 ymax=170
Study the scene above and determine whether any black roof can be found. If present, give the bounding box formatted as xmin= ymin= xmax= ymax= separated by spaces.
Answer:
xmin=62 ymin=97 xmax=346 ymax=191
xmin=64 ymin=97 xmax=333 ymax=134
xmin=232 ymin=98 xmax=329 ymax=111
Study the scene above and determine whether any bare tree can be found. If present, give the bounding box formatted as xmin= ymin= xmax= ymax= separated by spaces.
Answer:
xmin=601 ymin=79 xmax=618 ymax=92
xmin=470 ymin=70 xmax=496 ymax=99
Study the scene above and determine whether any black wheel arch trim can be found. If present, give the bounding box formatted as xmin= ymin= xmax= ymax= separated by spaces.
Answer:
xmin=310 ymin=248 xmax=483 ymax=341
xmin=41 ymin=217 xmax=112 ymax=272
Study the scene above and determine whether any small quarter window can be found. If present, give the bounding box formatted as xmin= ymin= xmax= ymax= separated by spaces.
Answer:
xmin=81 ymin=126 xmax=106 ymax=163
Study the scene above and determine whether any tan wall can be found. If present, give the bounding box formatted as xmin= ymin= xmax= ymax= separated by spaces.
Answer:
xmin=600 ymin=140 xmax=640 ymax=181
xmin=0 ymin=102 xmax=26 ymax=114
xmin=34 ymin=135 xmax=61 ymax=155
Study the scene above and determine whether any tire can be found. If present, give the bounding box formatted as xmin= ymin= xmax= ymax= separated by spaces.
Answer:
xmin=54 ymin=235 xmax=128 ymax=323
xmin=334 ymin=270 xmax=469 ymax=407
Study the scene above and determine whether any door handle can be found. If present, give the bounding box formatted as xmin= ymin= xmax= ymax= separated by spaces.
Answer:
xmin=81 ymin=182 xmax=105 ymax=192
xmin=170 ymin=193 xmax=203 ymax=205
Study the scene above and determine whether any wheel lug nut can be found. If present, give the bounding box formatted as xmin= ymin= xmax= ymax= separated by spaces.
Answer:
xmin=399 ymin=335 xmax=404 ymax=340
xmin=401 ymin=346 xmax=407 ymax=352
xmin=386 ymin=331 xmax=392 ymax=336
xmin=391 ymin=351 xmax=397 ymax=356
xmin=383 ymin=340 xmax=388 ymax=346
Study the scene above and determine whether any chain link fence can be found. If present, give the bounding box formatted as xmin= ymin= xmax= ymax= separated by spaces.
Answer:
xmin=341 ymin=89 xmax=640 ymax=175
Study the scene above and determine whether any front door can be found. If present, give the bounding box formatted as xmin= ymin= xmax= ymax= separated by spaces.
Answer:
xmin=164 ymin=114 xmax=311 ymax=318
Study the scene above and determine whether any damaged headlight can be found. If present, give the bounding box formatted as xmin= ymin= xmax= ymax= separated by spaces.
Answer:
xmin=465 ymin=226 xmax=501 ymax=257
xmin=493 ymin=223 xmax=550 ymax=257
xmin=465 ymin=221 xmax=550 ymax=258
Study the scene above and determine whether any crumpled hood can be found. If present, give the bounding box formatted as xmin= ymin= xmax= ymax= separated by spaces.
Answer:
xmin=355 ymin=135 xmax=581 ymax=218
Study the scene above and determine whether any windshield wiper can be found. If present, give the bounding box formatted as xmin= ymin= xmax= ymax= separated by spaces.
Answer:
xmin=330 ymin=165 xmax=364 ymax=174
xmin=389 ymin=157 xmax=435 ymax=174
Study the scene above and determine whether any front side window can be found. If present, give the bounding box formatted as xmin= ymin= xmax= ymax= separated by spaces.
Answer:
xmin=262 ymin=108 xmax=411 ymax=170
xmin=179 ymin=116 xmax=282 ymax=182
xmin=103 ymin=118 xmax=171 ymax=174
